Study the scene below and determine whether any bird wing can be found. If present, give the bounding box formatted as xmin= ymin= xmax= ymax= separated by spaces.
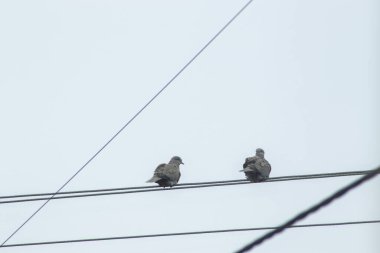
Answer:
xmin=243 ymin=156 xmax=257 ymax=168
xmin=163 ymin=164 xmax=181 ymax=183
xmin=154 ymin=163 xmax=167 ymax=177
xmin=146 ymin=163 xmax=168 ymax=183
xmin=255 ymin=158 xmax=271 ymax=178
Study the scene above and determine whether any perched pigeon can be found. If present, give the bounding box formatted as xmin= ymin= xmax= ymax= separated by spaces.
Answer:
xmin=240 ymin=148 xmax=271 ymax=182
xmin=146 ymin=156 xmax=184 ymax=187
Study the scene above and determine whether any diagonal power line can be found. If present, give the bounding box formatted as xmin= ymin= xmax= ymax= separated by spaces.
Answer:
xmin=235 ymin=166 xmax=380 ymax=253
xmin=0 ymin=220 xmax=378 ymax=248
xmin=1 ymin=0 xmax=255 ymax=246
xmin=0 ymin=170 xmax=375 ymax=205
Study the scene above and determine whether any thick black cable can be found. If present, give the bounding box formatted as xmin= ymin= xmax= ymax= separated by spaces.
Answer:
xmin=0 ymin=170 xmax=375 ymax=205
xmin=0 ymin=0 xmax=256 ymax=246
xmin=0 ymin=220 xmax=378 ymax=248
xmin=235 ymin=166 xmax=380 ymax=253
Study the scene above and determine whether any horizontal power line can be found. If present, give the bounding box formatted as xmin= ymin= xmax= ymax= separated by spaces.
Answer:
xmin=235 ymin=166 xmax=380 ymax=253
xmin=1 ymin=220 xmax=378 ymax=248
xmin=0 ymin=170 xmax=376 ymax=205
xmin=1 ymin=169 xmax=371 ymax=199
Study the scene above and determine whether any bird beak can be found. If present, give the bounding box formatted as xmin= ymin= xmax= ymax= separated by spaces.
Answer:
xmin=181 ymin=162 xmax=184 ymax=165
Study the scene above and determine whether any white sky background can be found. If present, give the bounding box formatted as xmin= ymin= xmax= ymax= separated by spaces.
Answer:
xmin=0 ymin=0 xmax=379 ymax=252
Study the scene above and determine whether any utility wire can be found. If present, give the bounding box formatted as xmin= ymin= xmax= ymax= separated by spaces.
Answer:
xmin=0 ymin=170 xmax=375 ymax=205
xmin=0 ymin=220 xmax=378 ymax=248
xmin=0 ymin=0 xmax=256 ymax=246
xmin=235 ymin=166 xmax=380 ymax=253
xmin=0 ymin=170 xmax=375 ymax=204
xmin=0 ymin=169 xmax=370 ymax=200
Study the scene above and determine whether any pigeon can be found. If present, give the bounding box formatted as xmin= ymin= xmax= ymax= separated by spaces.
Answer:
xmin=146 ymin=156 xmax=184 ymax=187
xmin=240 ymin=148 xmax=271 ymax=182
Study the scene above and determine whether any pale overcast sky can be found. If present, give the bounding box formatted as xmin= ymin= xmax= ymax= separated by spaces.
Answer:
xmin=0 ymin=0 xmax=379 ymax=252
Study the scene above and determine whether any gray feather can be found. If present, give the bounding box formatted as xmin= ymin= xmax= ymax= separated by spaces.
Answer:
xmin=146 ymin=156 xmax=183 ymax=187
xmin=241 ymin=148 xmax=271 ymax=182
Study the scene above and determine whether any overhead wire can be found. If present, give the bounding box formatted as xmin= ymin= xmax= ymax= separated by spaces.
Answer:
xmin=235 ymin=166 xmax=380 ymax=253
xmin=0 ymin=0 xmax=256 ymax=246
xmin=0 ymin=169 xmax=371 ymax=200
xmin=0 ymin=170 xmax=376 ymax=205
xmin=0 ymin=220 xmax=378 ymax=248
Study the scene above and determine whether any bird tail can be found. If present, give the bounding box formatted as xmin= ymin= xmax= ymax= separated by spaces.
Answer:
xmin=146 ymin=176 xmax=160 ymax=183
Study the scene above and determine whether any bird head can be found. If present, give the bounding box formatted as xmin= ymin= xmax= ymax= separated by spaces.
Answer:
xmin=256 ymin=148 xmax=265 ymax=158
xmin=169 ymin=156 xmax=184 ymax=165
